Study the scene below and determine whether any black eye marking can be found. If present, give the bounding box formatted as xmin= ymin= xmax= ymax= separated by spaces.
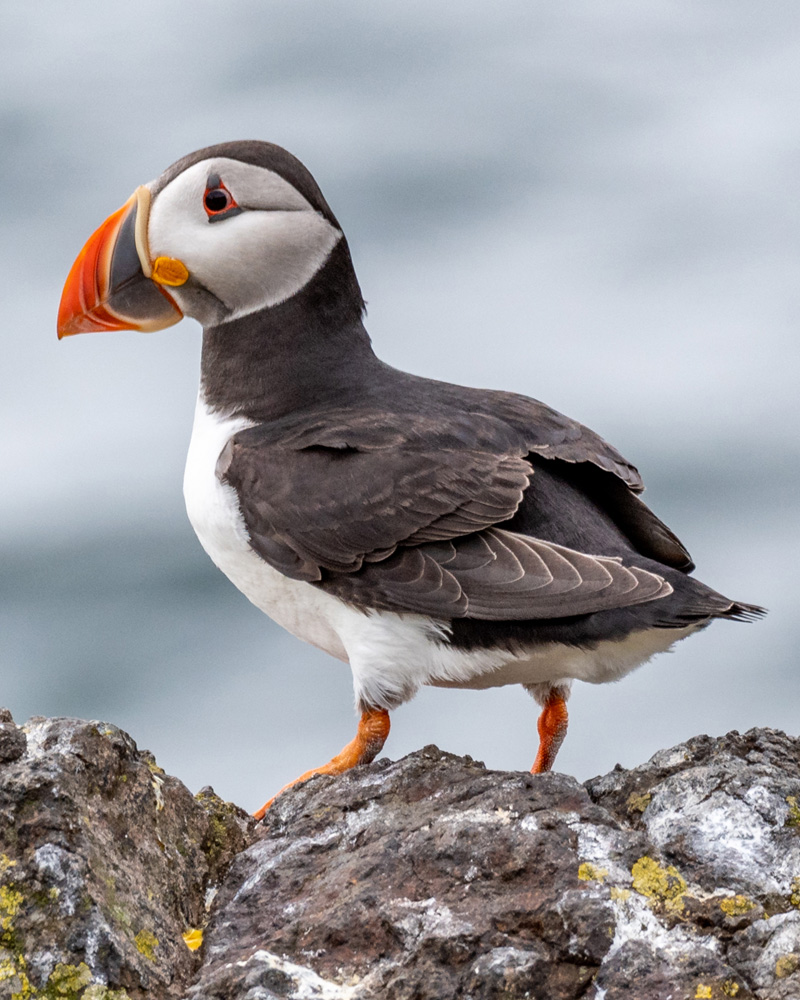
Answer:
xmin=203 ymin=175 xmax=243 ymax=223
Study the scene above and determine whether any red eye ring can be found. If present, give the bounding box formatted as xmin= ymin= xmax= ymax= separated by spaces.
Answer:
xmin=203 ymin=177 xmax=240 ymax=219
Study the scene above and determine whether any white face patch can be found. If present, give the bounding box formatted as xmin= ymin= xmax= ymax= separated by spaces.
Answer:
xmin=147 ymin=157 xmax=341 ymax=321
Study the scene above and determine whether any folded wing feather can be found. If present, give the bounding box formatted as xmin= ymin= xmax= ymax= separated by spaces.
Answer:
xmin=219 ymin=409 xmax=672 ymax=621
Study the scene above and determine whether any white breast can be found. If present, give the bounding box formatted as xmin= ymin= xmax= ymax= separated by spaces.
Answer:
xmin=182 ymin=396 xmax=350 ymax=662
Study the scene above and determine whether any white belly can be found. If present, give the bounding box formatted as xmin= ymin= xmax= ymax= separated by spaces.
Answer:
xmin=182 ymin=396 xmax=695 ymax=710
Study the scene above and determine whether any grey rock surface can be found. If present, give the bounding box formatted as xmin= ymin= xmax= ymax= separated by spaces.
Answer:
xmin=0 ymin=713 xmax=252 ymax=999
xmin=1 ymin=712 xmax=799 ymax=999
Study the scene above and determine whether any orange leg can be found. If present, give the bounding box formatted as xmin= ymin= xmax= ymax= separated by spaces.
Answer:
xmin=531 ymin=692 xmax=569 ymax=773
xmin=253 ymin=707 xmax=390 ymax=820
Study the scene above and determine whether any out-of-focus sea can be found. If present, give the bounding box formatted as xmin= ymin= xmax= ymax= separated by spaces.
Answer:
xmin=1 ymin=2 xmax=797 ymax=811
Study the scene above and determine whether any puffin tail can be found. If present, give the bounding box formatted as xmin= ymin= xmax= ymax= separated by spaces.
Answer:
xmin=718 ymin=600 xmax=767 ymax=623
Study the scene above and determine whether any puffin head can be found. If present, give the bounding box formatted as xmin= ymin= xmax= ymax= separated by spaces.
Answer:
xmin=57 ymin=141 xmax=351 ymax=338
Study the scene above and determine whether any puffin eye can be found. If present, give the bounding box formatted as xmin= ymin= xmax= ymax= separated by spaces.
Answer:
xmin=203 ymin=176 xmax=242 ymax=222
xmin=204 ymin=188 xmax=231 ymax=213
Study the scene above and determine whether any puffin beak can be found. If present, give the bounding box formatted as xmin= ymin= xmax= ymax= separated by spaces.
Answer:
xmin=57 ymin=186 xmax=186 ymax=339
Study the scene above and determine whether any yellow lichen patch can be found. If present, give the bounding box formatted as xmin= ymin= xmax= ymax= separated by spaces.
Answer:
xmin=627 ymin=791 xmax=652 ymax=814
xmin=0 ymin=957 xmax=21 ymax=984
xmin=609 ymin=887 xmax=631 ymax=902
xmin=134 ymin=929 xmax=159 ymax=961
xmin=722 ymin=981 xmax=740 ymax=997
xmin=719 ymin=894 xmax=755 ymax=917
xmin=775 ymin=953 xmax=800 ymax=979
xmin=577 ymin=862 xmax=608 ymax=883
xmin=695 ymin=986 xmax=713 ymax=999
xmin=47 ymin=961 xmax=93 ymax=994
xmin=0 ymin=855 xmax=17 ymax=875
xmin=0 ymin=884 xmax=24 ymax=931
xmin=0 ymin=955 xmax=32 ymax=999
xmin=0 ymin=884 xmax=34 ymax=999
xmin=631 ymin=856 xmax=687 ymax=912
xmin=84 ymin=986 xmax=133 ymax=999
xmin=182 ymin=927 xmax=203 ymax=951
xmin=790 ymin=876 xmax=800 ymax=908
xmin=786 ymin=796 xmax=800 ymax=827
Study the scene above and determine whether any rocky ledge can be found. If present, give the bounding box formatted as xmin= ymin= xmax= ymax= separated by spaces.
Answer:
xmin=0 ymin=711 xmax=799 ymax=999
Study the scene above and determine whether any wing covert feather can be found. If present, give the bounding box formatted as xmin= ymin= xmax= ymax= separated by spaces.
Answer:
xmin=221 ymin=417 xmax=534 ymax=576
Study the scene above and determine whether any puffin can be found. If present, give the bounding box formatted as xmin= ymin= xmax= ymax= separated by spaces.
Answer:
xmin=57 ymin=141 xmax=763 ymax=818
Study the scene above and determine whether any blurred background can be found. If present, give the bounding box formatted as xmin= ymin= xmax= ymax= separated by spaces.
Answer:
xmin=1 ymin=1 xmax=797 ymax=811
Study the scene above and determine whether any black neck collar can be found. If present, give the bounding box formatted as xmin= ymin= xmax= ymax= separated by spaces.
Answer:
xmin=200 ymin=239 xmax=381 ymax=422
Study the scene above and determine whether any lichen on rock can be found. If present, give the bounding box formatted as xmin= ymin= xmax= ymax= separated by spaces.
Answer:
xmin=721 ymin=895 xmax=757 ymax=918
xmin=2 ymin=708 xmax=800 ymax=999
xmin=0 ymin=711 xmax=253 ymax=999
xmin=630 ymin=854 xmax=688 ymax=907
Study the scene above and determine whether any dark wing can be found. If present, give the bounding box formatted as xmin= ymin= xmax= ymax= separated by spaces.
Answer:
xmin=461 ymin=390 xmax=692 ymax=569
xmin=456 ymin=387 xmax=646 ymax=492
xmin=219 ymin=409 xmax=671 ymax=620
xmin=218 ymin=411 xmax=534 ymax=580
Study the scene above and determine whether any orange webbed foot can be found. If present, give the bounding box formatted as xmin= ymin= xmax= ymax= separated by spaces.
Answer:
xmin=253 ymin=707 xmax=390 ymax=820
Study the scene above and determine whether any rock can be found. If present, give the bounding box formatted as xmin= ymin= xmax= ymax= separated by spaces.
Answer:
xmin=0 ymin=722 xmax=26 ymax=765
xmin=2 ymin=714 xmax=799 ymax=999
xmin=0 ymin=711 xmax=253 ymax=999
xmin=192 ymin=731 xmax=800 ymax=1000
